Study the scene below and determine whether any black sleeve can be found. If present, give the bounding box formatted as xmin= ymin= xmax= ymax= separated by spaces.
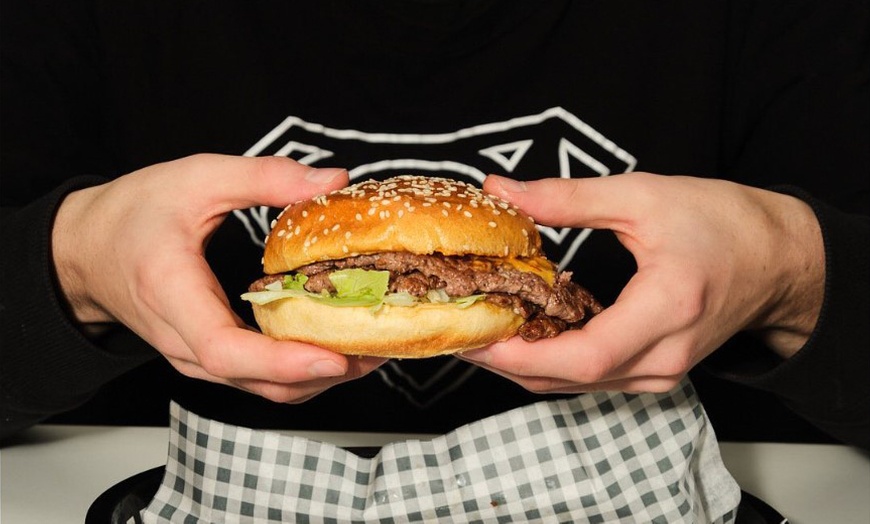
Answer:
xmin=0 ymin=2 xmax=157 ymax=442
xmin=0 ymin=178 xmax=158 ymax=443
xmin=705 ymin=0 xmax=870 ymax=449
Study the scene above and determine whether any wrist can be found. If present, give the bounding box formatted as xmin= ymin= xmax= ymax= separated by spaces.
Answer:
xmin=51 ymin=186 xmax=116 ymax=325
xmin=751 ymin=191 xmax=825 ymax=359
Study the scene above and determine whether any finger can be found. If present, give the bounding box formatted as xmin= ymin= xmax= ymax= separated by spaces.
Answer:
xmin=167 ymin=154 xmax=349 ymax=212
xmin=460 ymin=274 xmax=683 ymax=384
xmin=170 ymin=352 xmax=387 ymax=404
xmin=168 ymin=358 xmax=330 ymax=403
xmin=460 ymin=359 xmax=683 ymax=395
xmin=483 ymin=173 xmax=655 ymax=230
xmin=234 ymin=356 xmax=388 ymax=404
xmin=141 ymin=256 xmax=353 ymax=382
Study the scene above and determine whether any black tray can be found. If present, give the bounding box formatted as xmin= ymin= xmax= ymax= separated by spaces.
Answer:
xmin=88 ymin=455 xmax=787 ymax=523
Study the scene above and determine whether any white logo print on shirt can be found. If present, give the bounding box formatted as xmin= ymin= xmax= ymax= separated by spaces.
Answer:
xmin=234 ymin=106 xmax=636 ymax=407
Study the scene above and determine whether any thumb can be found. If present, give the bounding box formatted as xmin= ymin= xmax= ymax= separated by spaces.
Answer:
xmin=171 ymin=154 xmax=349 ymax=212
xmin=483 ymin=173 xmax=642 ymax=231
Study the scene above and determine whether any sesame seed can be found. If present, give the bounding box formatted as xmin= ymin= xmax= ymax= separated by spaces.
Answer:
xmin=345 ymin=231 xmax=352 ymax=239
xmin=398 ymin=210 xmax=404 ymax=218
xmin=277 ymin=230 xmax=286 ymax=237
xmin=355 ymin=213 xmax=363 ymax=221
xmin=318 ymin=214 xmax=325 ymax=222
xmin=294 ymin=226 xmax=301 ymax=235
xmin=302 ymin=210 xmax=308 ymax=217
xmin=332 ymin=224 xmax=340 ymax=231
xmin=342 ymin=245 xmax=349 ymax=253
xmin=323 ymin=228 xmax=329 ymax=235
xmin=463 ymin=211 xmax=472 ymax=218
xmin=270 ymin=219 xmax=277 ymax=228
xmin=488 ymin=221 xmax=498 ymax=228
xmin=442 ymin=209 xmax=449 ymax=217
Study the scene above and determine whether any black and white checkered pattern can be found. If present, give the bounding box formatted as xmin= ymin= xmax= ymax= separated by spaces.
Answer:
xmin=142 ymin=379 xmax=740 ymax=523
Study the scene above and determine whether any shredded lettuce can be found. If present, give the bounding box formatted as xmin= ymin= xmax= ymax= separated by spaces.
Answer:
xmin=241 ymin=269 xmax=486 ymax=309
xmin=282 ymin=273 xmax=309 ymax=291
xmin=328 ymin=268 xmax=389 ymax=302
xmin=454 ymin=294 xmax=486 ymax=308
xmin=382 ymin=292 xmax=419 ymax=307
xmin=426 ymin=288 xmax=450 ymax=303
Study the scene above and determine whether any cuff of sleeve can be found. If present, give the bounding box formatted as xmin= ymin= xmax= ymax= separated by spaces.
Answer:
xmin=1 ymin=176 xmax=157 ymax=431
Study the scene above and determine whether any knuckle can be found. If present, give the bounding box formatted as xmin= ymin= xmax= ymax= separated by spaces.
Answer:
xmin=649 ymin=377 xmax=682 ymax=393
xmin=261 ymin=388 xmax=297 ymax=404
xmin=285 ymin=391 xmax=324 ymax=404
xmin=576 ymin=354 xmax=614 ymax=384
xmin=197 ymin=350 xmax=230 ymax=378
xmin=185 ymin=152 xmax=213 ymax=163
xmin=675 ymin=291 xmax=706 ymax=326
xmin=520 ymin=378 xmax=556 ymax=394
xmin=666 ymin=273 xmax=708 ymax=328
xmin=660 ymin=343 xmax=696 ymax=377
xmin=254 ymin=154 xmax=295 ymax=180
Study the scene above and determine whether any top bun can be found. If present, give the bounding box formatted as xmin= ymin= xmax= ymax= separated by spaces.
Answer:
xmin=263 ymin=175 xmax=541 ymax=274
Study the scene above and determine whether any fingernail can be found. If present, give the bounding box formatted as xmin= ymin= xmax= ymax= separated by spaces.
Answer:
xmin=494 ymin=175 xmax=527 ymax=193
xmin=305 ymin=167 xmax=346 ymax=184
xmin=309 ymin=360 xmax=346 ymax=377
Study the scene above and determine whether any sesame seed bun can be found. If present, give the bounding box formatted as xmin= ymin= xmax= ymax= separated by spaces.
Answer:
xmin=250 ymin=175 xmax=545 ymax=357
xmin=263 ymin=175 xmax=541 ymax=274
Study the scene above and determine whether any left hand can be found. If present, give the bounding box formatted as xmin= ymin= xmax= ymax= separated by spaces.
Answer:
xmin=457 ymin=172 xmax=825 ymax=394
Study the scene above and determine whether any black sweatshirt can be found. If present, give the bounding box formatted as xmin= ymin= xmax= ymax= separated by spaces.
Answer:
xmin=2 ymin=0 xmax=868 ymax=449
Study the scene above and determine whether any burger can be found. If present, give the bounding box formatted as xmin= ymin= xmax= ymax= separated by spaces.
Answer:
xmin=242 ymin=175 xmax=601 ymax=358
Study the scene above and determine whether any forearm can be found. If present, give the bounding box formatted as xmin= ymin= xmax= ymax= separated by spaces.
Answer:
xmin=0 ymin=177 xmax=156 ymax=442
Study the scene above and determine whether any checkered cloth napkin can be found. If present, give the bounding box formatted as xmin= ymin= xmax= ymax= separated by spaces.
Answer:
xmin=142 ymin=379 xmax=740 ymax=523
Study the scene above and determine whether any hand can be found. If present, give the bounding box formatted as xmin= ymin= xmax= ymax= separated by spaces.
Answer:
xmin=459 ymin=172 xmax=825 ymax=393
xmin=52 ymin=154 xmax=386 ymax=403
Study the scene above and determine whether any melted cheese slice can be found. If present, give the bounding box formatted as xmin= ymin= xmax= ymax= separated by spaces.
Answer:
xmin=503 ymin=256 xmax=557 ymax=285
xmin=469 ymin=256 xmax=557 ymax=285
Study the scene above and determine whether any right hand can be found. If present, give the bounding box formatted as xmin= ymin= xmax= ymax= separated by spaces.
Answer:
xmin=52 ymin=154 xmax=387 ymax=403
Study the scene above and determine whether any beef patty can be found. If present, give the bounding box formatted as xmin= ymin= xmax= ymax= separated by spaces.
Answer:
xmin=249 ymin=252 xmax=602 ymax=342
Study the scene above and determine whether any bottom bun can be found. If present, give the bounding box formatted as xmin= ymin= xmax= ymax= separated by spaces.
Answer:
xmin=251 ymin=298 xmax=524 ymax=358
